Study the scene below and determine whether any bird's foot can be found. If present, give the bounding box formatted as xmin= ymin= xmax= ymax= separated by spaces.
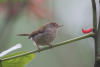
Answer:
xmin=37 ymin=48 xmax=41 ymax=52
xmin=49 ymin=45 xmax=54 ymax=48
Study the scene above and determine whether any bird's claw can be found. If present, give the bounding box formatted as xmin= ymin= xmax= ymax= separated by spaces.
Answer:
xmin=37 ymin=48 xmax=41 ymax=52
xmin=49 ymin=45 xmax=54 ymax=48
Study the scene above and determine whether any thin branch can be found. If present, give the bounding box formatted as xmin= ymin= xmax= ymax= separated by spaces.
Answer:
xmin=92 ymin=0 xmax=98 ymax=67
xmin=91 ymin=0 xmax=98 ymax=67
xmin=92 ymin=0 xmax=97 ymax=29
xmin=95 ymin=1 xmax=100 ymax=66
xmin=1 ymin=33 xmax=94 ymax=61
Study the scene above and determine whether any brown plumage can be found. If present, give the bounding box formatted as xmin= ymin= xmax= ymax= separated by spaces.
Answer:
xmin=17 ymin=22 xmax=63 ymax=52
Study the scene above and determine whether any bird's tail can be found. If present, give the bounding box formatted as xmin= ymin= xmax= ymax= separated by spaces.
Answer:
xmin=17 ymin=34 xmax=30 ymax=36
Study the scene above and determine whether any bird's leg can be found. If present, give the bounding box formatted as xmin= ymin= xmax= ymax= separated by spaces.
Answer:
xmin=36 ymin=44 xmax=41 ymax=52
xmin=31 ymin=38 xmax=40 ymax=52
xmin=48 ymin=43 xmax=53 ymax=48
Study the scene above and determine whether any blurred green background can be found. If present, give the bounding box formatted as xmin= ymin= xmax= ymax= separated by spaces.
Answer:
xmin=0 ymin=0 xmax=95 ymax=67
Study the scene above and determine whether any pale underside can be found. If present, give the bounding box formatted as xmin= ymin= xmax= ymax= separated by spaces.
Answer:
xmin=31 ymin=31 xmax=56 ymax=46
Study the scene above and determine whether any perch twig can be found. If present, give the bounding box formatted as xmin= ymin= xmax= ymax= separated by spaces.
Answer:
xmin=1 ymin=33 xmax=94 ymax=61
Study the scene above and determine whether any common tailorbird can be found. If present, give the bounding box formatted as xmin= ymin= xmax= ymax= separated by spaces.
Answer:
xmin=17 ymin=22 xmax=63 ymax=52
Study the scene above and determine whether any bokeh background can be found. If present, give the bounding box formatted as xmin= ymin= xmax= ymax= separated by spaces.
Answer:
xmin=0 ymin=0 xmax=96 ymax=67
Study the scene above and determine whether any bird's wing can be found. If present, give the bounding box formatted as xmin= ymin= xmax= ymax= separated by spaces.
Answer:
xmin=28 ymin=25 xmax=46 ymax=39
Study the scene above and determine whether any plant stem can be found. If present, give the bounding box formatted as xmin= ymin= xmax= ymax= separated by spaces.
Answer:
xmin=95 ymin=1 xmax=100 ymax=66
xmin=91 ymin=0 xmax=98 ymax=67
xmin=1 ymin=33 xmax=94 ymax=61
xmin=92 ymin=0 xmax=97 ymax=29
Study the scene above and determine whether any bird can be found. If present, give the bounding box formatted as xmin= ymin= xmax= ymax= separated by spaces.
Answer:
xmin=17 ymin=22 xmax=63 ymax=52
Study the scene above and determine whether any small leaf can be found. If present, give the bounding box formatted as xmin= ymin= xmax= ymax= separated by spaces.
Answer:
xmin=1 ymin=51 xmax=35 ymax=67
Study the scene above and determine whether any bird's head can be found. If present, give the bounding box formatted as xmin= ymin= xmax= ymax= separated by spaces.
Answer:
xmin=46 ymin=22 xmax=63 ymax=29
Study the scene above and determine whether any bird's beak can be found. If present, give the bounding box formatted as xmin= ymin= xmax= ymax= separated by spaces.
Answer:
xmin=58 ymin=25 xmax=64 ymax=28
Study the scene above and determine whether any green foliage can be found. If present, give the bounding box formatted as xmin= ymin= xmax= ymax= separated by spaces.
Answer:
xmin=0 ymin=0 xmax=25 ymax=3
xmin=0 ymin=0 xmax=6 ymax=3
xmin=1 ymin=52 xmax=35 ymax=67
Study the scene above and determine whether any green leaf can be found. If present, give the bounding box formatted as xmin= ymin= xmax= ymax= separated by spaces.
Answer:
xmin=1 ymin=51 xmax=35 ymax=67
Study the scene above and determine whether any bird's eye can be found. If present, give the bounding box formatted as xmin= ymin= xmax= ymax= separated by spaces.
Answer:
xmin=49 ymin=23 xmax=58 ymax=27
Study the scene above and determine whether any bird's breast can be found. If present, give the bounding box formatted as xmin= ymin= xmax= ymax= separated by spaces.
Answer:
xmin=33 ymin=30 xmax=56 ymax=45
